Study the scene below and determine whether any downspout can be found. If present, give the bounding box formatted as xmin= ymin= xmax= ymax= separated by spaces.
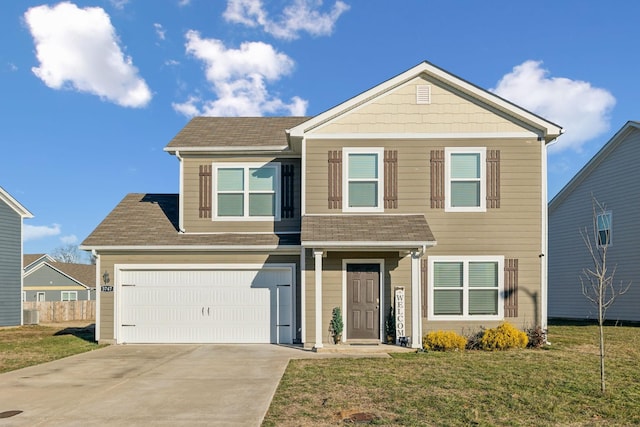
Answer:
xmin=175 ymin=151 xmax=185 ymax=233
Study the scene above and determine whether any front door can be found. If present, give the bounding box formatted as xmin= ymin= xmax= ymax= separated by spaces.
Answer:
xmin=346 ymin=264 xmax=380 ymax=340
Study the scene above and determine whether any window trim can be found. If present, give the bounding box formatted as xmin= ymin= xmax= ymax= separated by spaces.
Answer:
xmin=212 ymin=162 xmax=281 ymax=221
xmin=428 ymin=255 xmax=504 ymax=321
xmin=61 ymin=291 xmax=78 ymax=301
xmin=343 ymin=147 xmax=384 ymax=213
xmin=36 ymin=292 xmax=45 ymax=302
xmin=445 ymin=147 xmax=486 ymax=212
xmin=596 ymin=211 xmax=612 ymax=247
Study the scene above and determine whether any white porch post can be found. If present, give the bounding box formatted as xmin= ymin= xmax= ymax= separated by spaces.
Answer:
xmin=314 ymin=250 xmax=323 ymax=349
xmin=411 ymin=250 xmax=422 ymax=349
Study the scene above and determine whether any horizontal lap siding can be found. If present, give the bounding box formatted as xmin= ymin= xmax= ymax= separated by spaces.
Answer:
xmin=182 ymin=156 xmax=301 ymax=233
xmin=98 ymin=252 xmax=300 ymax=341
xmin=0 ymin=203 xmax=21 ymax=326
xmin=549 ymin=129 xmax=640 ymax=322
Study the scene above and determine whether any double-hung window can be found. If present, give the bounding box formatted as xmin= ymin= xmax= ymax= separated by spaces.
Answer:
xmin=597 ymin=211 xmax=612 ymax=247
xmin=429 ymin=256 xmax=504 ymax=320
xmin=214 ymin=162 xmax=281 ymax=220
xmin=445 ymin=147 xmax=486 ymax=212
xmin=61 ymin=291 xmax=77 ymax=301
xmin=343 ymin=148 xmax=384 ymax=212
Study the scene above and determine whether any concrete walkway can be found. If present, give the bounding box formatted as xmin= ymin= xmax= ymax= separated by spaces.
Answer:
xmin=0 ymin=344 xmax=389 ymax=426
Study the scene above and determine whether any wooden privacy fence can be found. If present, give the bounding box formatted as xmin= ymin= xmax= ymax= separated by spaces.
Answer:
xmin=24 ymin=301 xmax=96 ymax=323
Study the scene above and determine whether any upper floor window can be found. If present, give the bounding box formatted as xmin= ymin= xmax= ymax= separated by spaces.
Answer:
xmin=343 ymin=148 xmax=384 ymax=212
xmin=445 ymin=147 xmax=486 ymax=212
xmin=61 ymin=291 xmax=78 ymax=301
xmin=213 ymin=162 xmax=281 ymax=221
xmin=597 ymin=211 xmax=612 ymax=247
xmin=429 ymin=256 xmax=504 ymax=321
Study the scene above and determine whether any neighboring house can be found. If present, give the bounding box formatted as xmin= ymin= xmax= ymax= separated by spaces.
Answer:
xmin=81 ymin=61 xmax=562 ymax=347
xmin=0 ymin=186 xmax=33 ymax=326
xmin=549 ymin=121 xmax=640 ymax=322
xmin=23 ymin=254 xmax=96 ymax=302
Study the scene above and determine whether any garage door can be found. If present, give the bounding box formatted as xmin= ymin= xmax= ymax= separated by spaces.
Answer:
xmin=117 ymin=265 xmax=293 ymax=344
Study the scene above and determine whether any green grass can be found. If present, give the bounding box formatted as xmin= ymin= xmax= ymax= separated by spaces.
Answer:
xmin=263 ymin=323 xmax=640 ymax=426
xmin=0 ymin=324 xmax=103 ymax=374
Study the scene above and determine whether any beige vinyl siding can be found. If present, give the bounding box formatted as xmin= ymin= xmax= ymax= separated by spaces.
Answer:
xmin=97 ymin=251 xmax=299 ymax=342
xmin=549 ymin=128 xmax=640 ymax=322
xmin=303 ymin=251 xmax=412 ymax=346
xmin=181 ymin=156 xmax=301 ymax=233
xmin=313 ymin=75 xmax=534 ymax=135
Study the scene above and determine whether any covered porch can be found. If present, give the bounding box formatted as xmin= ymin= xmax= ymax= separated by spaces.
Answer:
xmin=300 ymin=215 xmax=436 ymax=350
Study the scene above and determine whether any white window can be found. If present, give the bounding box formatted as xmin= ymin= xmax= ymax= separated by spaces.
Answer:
xmin=37 ymin=292 xmax=45 ymax=302
xmin=597 ymin=211 xmax=612 ymax=247
xmin=61 ymin=291 xmax=78 ymax=301
xmin=445 ymin=147 xmax=486 ymax=212
xmin=429 ymin=256 xmax=504 ymax=321
xmin=213 ymin=162 xmax=281 ymax=221
xmin=343 ymin=148 xmax=384 ymax=212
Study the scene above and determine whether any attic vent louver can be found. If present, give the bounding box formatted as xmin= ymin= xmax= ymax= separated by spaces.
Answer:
xmin=416 ymin=85 xmax=431 ymax=104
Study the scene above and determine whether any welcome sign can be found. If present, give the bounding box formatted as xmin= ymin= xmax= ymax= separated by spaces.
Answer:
xmin=395 ymin=287 xmax=405 ymax=344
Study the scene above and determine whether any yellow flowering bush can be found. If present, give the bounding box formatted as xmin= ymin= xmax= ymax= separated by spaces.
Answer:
xmin=480 ymin=322 xmax=528 ymax=350
xmin=422 ymin=330 xmax=467 ymax=351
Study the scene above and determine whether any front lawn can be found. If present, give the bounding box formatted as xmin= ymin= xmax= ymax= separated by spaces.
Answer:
xmin=264 ymin=323 xmax=640 ymax=426
xmin=0 ymin=323 xmax=103 ymax=373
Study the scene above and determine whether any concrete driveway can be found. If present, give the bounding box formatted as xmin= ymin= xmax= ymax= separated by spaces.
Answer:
xmin=0 ymin=344 xmax=319 ymax=426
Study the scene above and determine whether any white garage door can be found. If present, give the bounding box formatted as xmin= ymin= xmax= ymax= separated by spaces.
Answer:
xmin=117 ymin=265 xmax=293 ymax=344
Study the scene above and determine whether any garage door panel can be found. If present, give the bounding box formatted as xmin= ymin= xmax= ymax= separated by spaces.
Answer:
xmin=118 ymin=267 xmax=292 ymax=344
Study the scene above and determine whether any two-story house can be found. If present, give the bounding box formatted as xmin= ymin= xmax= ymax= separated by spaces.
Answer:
xmin=81 ymin=61 xmax=562 ymax=347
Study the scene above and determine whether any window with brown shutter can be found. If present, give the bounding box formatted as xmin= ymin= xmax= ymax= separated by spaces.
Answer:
xmin=384 ymin=150 xmax=398 ymax=209
xmin=281 ymin=164 xmax=295 ymax=219
xmin=328 ymin=150 xmax=342 ymax=209
xmin=430 ymin=149 xmax=445 ymax=208
xmin=487 ymin=149 xmax=501 ymax=208
xmin=504 ymin=258 xmax=518 ymax=317
xmin=199 ymin=164 xmax=212 ymax=218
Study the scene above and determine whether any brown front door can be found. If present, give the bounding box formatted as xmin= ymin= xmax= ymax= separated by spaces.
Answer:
xmin=347 ymin=264 xmax=380 ymax=340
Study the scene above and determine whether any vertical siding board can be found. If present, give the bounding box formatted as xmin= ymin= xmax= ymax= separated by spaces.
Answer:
xmin=199 ymin=165 xmax=212 ymax=219
xmin=328 ymin=150 xmax=342 ymax=209
xmin=421 ymin=258 xmax=428 ymax=317
xmin=487 ymin=150 xmax=501 ymax=208
xmin=430 ymin=150 xmax=445 ymax=208
xmin=384 ymin=150 xmax=398 ymax=209
xmin=504 ymin=258 xmax=518 ymax=317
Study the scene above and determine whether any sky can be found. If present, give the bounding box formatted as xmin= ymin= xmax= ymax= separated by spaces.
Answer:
xmin=1 ymin=0 xmax=638 ymax=260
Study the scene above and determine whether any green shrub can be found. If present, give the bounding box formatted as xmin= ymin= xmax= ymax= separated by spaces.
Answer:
xmin=423 ymin=330 xmax=467 ymax=351
xmin=480 ymin=322 xmax=528 ymax=350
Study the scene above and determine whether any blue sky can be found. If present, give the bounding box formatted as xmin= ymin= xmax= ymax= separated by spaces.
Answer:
xmin=1 ymin=0 xmax=638 ymax=258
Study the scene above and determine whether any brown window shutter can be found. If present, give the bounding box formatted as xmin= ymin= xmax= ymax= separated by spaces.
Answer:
xmin=430 ymin=150 xmax=445 ymax=208
xmin=199 ymin=164 xmax=212 ymax=219
xmin=328 ymin=150 xmax=342 ymax=209
xmin=487 ymin=150 xmax=501 ymax=208
xmin=421 ymin=258 xmax=428 ymax=317
xmin=504 ymin=258 xmax=518 ymax=317
xmin=384 ymin=150 xmax=398 ymax=209
xmin=281 ymin=164 xmax=295 ymax=219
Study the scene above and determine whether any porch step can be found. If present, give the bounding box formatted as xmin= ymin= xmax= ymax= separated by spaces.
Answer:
xmin=313 ymin=343 xmax=417 ymax=354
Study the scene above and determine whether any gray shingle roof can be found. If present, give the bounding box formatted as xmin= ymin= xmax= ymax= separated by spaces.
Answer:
xmin=81 ymin=194 xmax=299 ymax=248
xmin=53 ymin=263 xmax=96 ymax=288
xmin=301 ymin=215 xmax=436 ymax=247
xmin=165 ymin=116 xmax=311 ymax=149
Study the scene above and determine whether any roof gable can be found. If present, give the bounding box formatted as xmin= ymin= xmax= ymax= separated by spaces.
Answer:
xmin=24 ymin=254 xmax=56 ymax=271
xmin=24 ymin=261 xmax=96 ymax=288
xmin=549 ymin=121 xmax=640 ymax=212
xmin=289 ymin=61 xmax=562 ymax=142
xmin=0 ymin=186 xmax=34 ymax=218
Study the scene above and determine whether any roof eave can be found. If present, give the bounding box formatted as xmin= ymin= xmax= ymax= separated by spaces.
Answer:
xmin=301 ymin=241 xmax=437 ymax=249
xmin=164 ymin=145 xmax=290 ymax=154
xmin=0 ymin=186 xmax=34 ymax=218
xmin=80 ymin=244 xmax=301 ymax=252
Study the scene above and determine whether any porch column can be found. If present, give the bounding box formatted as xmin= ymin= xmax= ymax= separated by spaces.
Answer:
xmin=314 ymin=250 xmax=323 ymax=349
xmin=411 ymin=250 xmax=422 ymax=349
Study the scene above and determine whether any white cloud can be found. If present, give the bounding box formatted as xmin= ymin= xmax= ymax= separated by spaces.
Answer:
xmin=23 ymin=224 xmax=61 ymax=241
xmin=60 ymin=234 xmax=78 ymax=244
xmin=174 ymin=30 xmax=308 ymax=117
xmin=24 ymin=2 xmax=152 ymax=108
xmin=492 ymin=60 xmax=616 ymax=152
xmin=178 ymin=0 xmax=191 ymax=6
xmin=223 ymin=0 xmax=349 ymax=40
xmin=109 ymin=0 xmax=129 ymax=10
xmin=154 ymin=23 xmax=166 ymax=40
